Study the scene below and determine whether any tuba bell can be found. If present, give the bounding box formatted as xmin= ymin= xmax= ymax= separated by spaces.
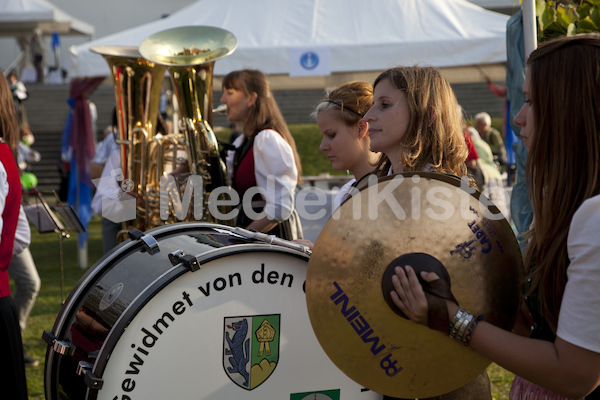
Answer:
xmin=139 ymin=26 xmax=238 ymax=225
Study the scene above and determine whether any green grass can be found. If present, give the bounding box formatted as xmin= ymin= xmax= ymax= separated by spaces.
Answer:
xmin=216 ymin=123 xmax=347 ymax=177
xmin=19 ymin=122 xmax=513 ymax=399
xmin=16 ymin=214 xmax=104 ymax=399
xmin=489 ymin=363 xmax=515 ymax=399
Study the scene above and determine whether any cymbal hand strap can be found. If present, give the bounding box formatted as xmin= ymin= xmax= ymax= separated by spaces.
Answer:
xmin=423 ymin=277 xmax=458 ymax=334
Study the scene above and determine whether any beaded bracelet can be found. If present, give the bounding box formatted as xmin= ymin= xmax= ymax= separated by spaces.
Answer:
xmin=449 ymin=307 xmax=479 ymax=343
xmin=462 ymin=314 xmax=484 ymax=346
xmin=449 ymin=307 xmax=466 ymax=336
xmin=455 ymin=313 xmax=473 ymax=342
xmin=450 ymin=307 xmax=466 ymax=327
xmin=449 ymin=308 xmax=473 ymax=342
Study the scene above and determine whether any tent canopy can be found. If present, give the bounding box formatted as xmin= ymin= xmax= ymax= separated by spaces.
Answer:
xmin=0 ymin=0 xmax=94 ymax=38
xmin=69 ymin=0 xmax=508 ymax=79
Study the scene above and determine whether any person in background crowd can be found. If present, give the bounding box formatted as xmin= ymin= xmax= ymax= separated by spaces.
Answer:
xmin=91 ymin=111 xmax=121 ymax=254
xmin=475 ymin=111 xmax=506 ymax=171
xmin=7 ymin=71 xmax=30 ymax=138
xmin=229 ymin=122 xmax=242 ymax=144
xmin=7 ymin=71 xmax=28 ymax=114
xmin=30 ymin=28 xmax=45 ymax=84
xmin=465 ymin=125 xmax=510 ymax=219
xmin=17 ymin=124 xmax=41 ymax=171
xmin=9 ymin=202 xmax=41 ymax=368
xmin=482 ymin=73 xmax=518 ymax=187
xmin=463 ymin=121 xmax=483 ymax=190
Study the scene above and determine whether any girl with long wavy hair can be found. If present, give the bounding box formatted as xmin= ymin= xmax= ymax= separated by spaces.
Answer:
xmin=364 ymin=66 xmax=468 ymax=178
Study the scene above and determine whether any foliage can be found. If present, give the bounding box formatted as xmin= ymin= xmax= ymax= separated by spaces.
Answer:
xmin=216 ymin=124 xmax=344 ymax=178
xmin=489 ymin=363 xmax=516 ymax=399
xmin=537 ymin=0 xmax=600 ymax=41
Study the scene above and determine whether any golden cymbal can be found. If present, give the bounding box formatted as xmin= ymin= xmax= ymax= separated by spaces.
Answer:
xmin=306 ymin=172 xmax=523 ymax=398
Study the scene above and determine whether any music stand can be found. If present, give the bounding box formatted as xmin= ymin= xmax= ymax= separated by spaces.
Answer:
xmin=23 ymin=190 xmax=85 ymax=302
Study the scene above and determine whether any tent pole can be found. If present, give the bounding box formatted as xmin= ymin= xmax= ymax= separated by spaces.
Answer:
xmin=522 ymin=0 xmax=538 ymax=58
xmin=3 ymin=52 xmax=25 ymax=76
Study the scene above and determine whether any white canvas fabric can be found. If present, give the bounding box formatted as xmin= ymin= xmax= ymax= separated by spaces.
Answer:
xmin=67 ymin=0 xmax=509 ymax=79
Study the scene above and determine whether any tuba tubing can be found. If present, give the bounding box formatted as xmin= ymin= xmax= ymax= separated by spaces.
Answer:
xmin=91 ymin=45 xmax=168 ymax=231
xmin=140 ymin=26 xmax=238 ymax=225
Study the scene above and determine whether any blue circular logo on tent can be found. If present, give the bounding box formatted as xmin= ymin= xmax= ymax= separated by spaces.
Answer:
xmin=300 ymin=52 xmax=319 ymax=70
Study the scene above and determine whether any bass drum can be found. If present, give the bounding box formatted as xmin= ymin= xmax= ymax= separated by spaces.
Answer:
xmin=43 ymin=222 xmax=381 ymax=400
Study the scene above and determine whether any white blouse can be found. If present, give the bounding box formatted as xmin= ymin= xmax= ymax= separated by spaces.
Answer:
xmin=0 ymin=158 xmax=29 ymax=253
xmin=557 ymin=194 xmax=600 ymax=353
xmin=226 ymin=129 xmax=298 ymax=222
xmin=0 ymin=161 xmax=7 ymax=240
xmin=333 ymin=178 xmax=356 ymax=210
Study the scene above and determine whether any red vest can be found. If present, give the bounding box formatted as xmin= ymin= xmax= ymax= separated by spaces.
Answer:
xmin=0 ymin=143 xmax=21 ymax=297
xmin=233 ymin=145 xmax=256 ymax=196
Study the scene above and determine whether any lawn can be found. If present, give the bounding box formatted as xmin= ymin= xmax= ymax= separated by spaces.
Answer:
xmin=17 ymin=122 xmax=513 ymax=399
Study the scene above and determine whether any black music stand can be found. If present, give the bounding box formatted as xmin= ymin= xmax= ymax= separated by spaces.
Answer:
xmin=23 ymin=190 xmax=85 ymax=302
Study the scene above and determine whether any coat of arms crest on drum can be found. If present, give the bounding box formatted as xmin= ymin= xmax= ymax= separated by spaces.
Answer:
xmin=223 ymin=314 xmax=280 ymax=390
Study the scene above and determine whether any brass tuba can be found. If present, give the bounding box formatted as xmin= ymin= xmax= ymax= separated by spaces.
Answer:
xmin=91 ymin=45 xmax=169 ymax=231
xmin=91 ymin=26 xmax=237 ymax=231
xmin=139 ymin=26 xmax=238 ymax=225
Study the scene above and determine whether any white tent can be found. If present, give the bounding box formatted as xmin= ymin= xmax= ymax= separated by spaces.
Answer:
xmin=0 ymin=0 xmax=94 ymax=37
xmin=69 ymin=0 xmax=508 ymax=79
xmin=0 ymin=0 xmax=94 ymax=80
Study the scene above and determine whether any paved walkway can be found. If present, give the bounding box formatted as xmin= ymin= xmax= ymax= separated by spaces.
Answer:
xmin=295 ymin=188 xmax=337 ymax=243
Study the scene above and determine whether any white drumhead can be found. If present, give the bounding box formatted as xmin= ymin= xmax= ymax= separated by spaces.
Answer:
xmin=96 ymin=250 xmax=381 ymax=399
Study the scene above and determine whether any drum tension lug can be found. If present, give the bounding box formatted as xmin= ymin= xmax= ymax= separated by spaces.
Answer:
xmin=128 ymin=228 xmax=145 ymax=240
xmin=83 ymin=369 xmax=104 ymax=390
xmin=76 ymin=361 xmax=94 ymax=376
xmin=128 ymin=228 xmax=160 ymax=255
xmin=54 ymin=340 xmax=75 ymax=356
xmin=42 ymin=330 xmax=56 ymax=346
xmin=43 ymin=330 xmax=75 ymax=356
xmin=181 ymin=254 xmax=201 ymax=272
xmin=169 ymin=249 xmax=185 ymax=266
xmin=43 ymin=330 xmax=76 ymax=357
